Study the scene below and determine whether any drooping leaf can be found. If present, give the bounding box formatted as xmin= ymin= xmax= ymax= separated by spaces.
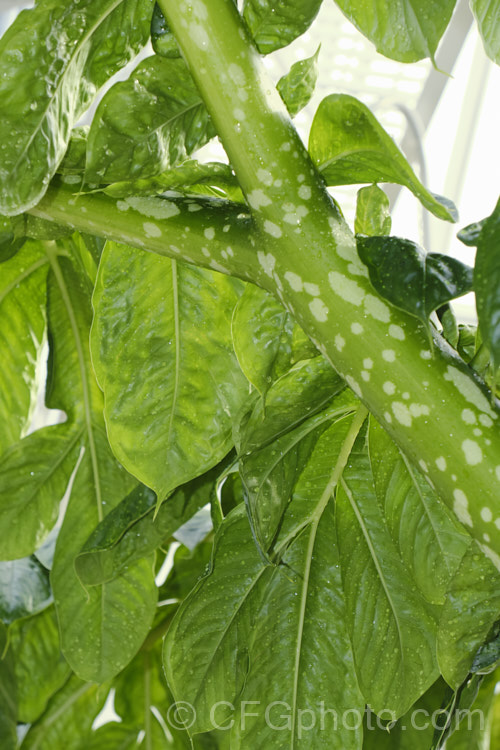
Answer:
xmin=243 ymin=0 xmax=323 ymax=53
xmin=20 ymin=675 xmax=109 ymax=750
xmin=277 ymin=47 xmax=320 ymax=117
xmin=0 ymin=556 xmax=51 ymax=624
xmin=9 ymin=606 xmax=70 ymax=724
xmin=437 ymin=541 xmax=500 ymax=688
xmin=0 ymin=621 xmax=17 ymax=750
xmin=355 ymin=184 xmax=391 ymax=236
xmin=0 ymin=240 xmax=48 ymax=455
xmin=232 ymin=284 xmax=319 ymax=396
xmin=357 ymin=235 xmax=473 ymax=340
xmin=368 ymin=417 xmax=470 ymax=604
xmin=470 ymin=0 xmax=500 ymax=63
xmin=91 ymin=241 xmax=248 ymax=502
xmin=473 ymin=197 xmax=500 ymax=374
xmin=309 ymin=94 xmax=457 ymax=221
xmin=86 ymin=56 xmax=215 ymax=184
xmin=336 ymin=430 xmax=439 ymax=718
xmin=151 ymin=2 xmax=180 ymax=58
xmin=101 ymin=160 xmax=238 ymax=200
xmin=0 ymin=0 xmax=153 ymax=214
xmin=332 ymin=0 xmax=457 ymax=62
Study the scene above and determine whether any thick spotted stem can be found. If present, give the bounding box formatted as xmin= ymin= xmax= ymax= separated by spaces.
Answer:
xmin=158 ymin=0 xmax=500 ymax=563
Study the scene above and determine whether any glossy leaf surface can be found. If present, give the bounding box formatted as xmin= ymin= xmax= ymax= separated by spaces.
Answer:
xmin=355 ymin=184 xmax=391 ymax=236
xmin=0 ymin=556 xmax=51 ymax=624
xmin=0 ymin=0 xmax=153 ymax=214
xmin=91 ymin=241 xmax=248 ymax=500
xmin=86 ymin=56 xmax=215 ymax=184
xmin=151 ymin=2 xmax=180 ymax=58
xmin=309 ymin=94 xmax=457 ymax=221
xmin=277 ymin=47 xmax=320 ymax=117
xmin=473 ymin=197 xmax=500 ymax=373
xmin=243 ymin=0 xmax=323 ymax=53
xmin=332 ymin=0 xmax=457 ymax=62
xmin=357 ymin=236 xmax=473 ymax=338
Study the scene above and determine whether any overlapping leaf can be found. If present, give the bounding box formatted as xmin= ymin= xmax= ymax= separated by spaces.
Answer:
xmin=91 ymin=241 xmax=249 ymax=501
xmin=471 ymin=0 xmax=500 ymax=63
xmin=471 ymin=197 xmax=500 ymax=374
xmin=332 ymin=0 xmax=457 ymax=62
xmin=0 ymin=0 xmax=153 ymax=214
xmin=0 ymin=556 xmax=51 ymax=624
xmin=243 ymin=0 xmax=323 ymax=53
xmin=355 ymin=184 xmax=391 ymax=236
xmin=86 ymin=55 xmax=215 ymax=184
xmin=0 ymin=622 xmax=17 ymax=750
xmin=151 ymin=2 xmax=180 ymax=58
xmin=309 ymin=94 xmax=457 ymax=221
xmin=277 ymin=47 xmax=320 ymax=117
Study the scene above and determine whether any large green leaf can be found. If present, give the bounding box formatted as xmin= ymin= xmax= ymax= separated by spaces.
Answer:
xmin=243 ymin=0 xmax=323 ymax=53
xmin=86 ymin=55 xmax=215 ymax=184
xmin=336 ymin=431 xmax=439 ymax=718
xmin=91 ymin=241 xmax=248 ymax=501
xmin=437 ymin=541 xmax=500 ymax=688
xmin=165 ymin=412 xmax=367 ymax=748
xmin=332 ymin=0 xmax=457 ymax=62
xmin=9 ymin=606 xmax=71 ymax=724
xmin=277 ymin=48 xmax=320 ymax=117
xmin=309 ymin=94 xmax=457 ymax=221
xmin=473 ymin=197 xmax=500 ymax=374
xmin=368 ymin=417 xmax=470 ymax=604
xmin=232 ymin=284 xmax=318 ymax=397
xmin=471 ymin=0 xmax=500 ymax=63
xmin=357 ymin=236 xmax=473 ymax=341
xmin=0 ymin=622 xmax=17 ymax=750
xmin=0 ymin=241 xmax=48 ymax=455
xmin=20 ymin=675 xmax=109 ymax=750
xmin=0 ymin=556 xmax=51 ymax=624
xmin=0 ymin=0 xmax=153 ymax=214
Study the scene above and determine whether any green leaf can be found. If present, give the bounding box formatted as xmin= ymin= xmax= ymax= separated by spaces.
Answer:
xmin=9 ymin=606 xmax=71 ymax=724
xmin=243 ymin=0 xmax=323 ymax=53
xmin=0 ymin=424 xmax=82 ymax=560
xmin=0 ymin=622 xmax=17 ymax=750
xmin=355 ymin=184 xmax=391 ymax=236
xmin=151 ymin=2 xmax=181 ymax=58
xmin=277 ymin=47 xmax=320 ymax=117
xmin=86 ymin=56 xmax=215 ymax=184
xmin=471 ymin=0 xmax=500 ymax=63
xmin=232 ymin=284 xmax=319 ymax=397
xmin=357 ymin=235 xmax=473 ymax=340
xmin=58 ymin=127 xmax=89 ymax=176
xmin=0 ymin=0 xmax=153 ymax=214
xmin=368 ymin=417 xmax=470 ymax=605
xmin=101 ymin=160 xmax=238 ymax=200
xmin=0 ymin=241 xmax=48 ymax=455
xmin=437 ymin=670 xmax=499 ymax=750
xmin=91 ymin=241 xmax=248 ymax=501
xmin=0 ymin=556 xmax=51 ymax=624
xmin=76 ymin=724 xmax=141 ymax=750
xmin=75 ymin=462 xmax=222 ymax=586
xmin=309 ymin=94 xmax=457 ymax=221
xmin=332 ymin=0 xmax=457 ymax=62
xmin=0 ymin=215 xmax=25 ymax=262
xmin=20 ymin=675 xmax=109 ymax=750
xmin=438 ymin=541 xmax=500 ymax=688
xmin=473 ymin=197 xmax=500 ymax=374
xmin=336 ymin=430 xmax=439 ymax=718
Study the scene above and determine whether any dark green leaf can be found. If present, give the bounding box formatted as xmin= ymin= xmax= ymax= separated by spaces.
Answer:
xmin=438 ymin=541 xmax=500 ymax=688
xmin=58 ymin=127 xmax=89 ymax=176
xmin=368 ymin=417 xmax=470 ymax=604
xmin=0 ymin=215 xmax=25 ymax=262
xmin=277 ymin=47 xmax=320 ymax=117
xmin=91 ymin=241 xmax=248 ymax=502
xmin=332 ymin=0 xmax=457 ymax=62
xmin=0 ymin=241 xmax=48 ymax=455
xmin=457 ymin=219 xmax=487 ymax=247
xmin=0 ymin=622 xmax=17 ymax=750
xmin=151 ymin=2 xmax=180 ymax=58
xmin=473 ymin=197 xmax=500 ymax=374
xmin=243 ymin=0 xmax=323 ymax=53
xmin=86 ymin=56 xmax=215 ymax=184
xmin=9 ymin=606 xmax=70 ymax=724
xmin=355 ymin=184 xmax=391 ymax=236
xmin=470 ymin=0 xmax=500 ymax=63
xmin=357 ymin=235 xmax=473 ymax=339
xmin=0 ymin=556 xmax=51 ymax=624
xmin=309 ymin=94 xmax=457 ymax=221
xmin=76 ymin=724 xmax=141 ymax=750
xmin=336 ymin=431 xmax=439 ymax=718
xmin=21 ymin=675 xmax=109 ymax=750
xmin=0 ymin=0 xmax=153 ymax=214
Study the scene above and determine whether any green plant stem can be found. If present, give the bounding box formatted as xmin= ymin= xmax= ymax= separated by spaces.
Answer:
xmin=158 ymin=0 xmax=500 ymax=564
